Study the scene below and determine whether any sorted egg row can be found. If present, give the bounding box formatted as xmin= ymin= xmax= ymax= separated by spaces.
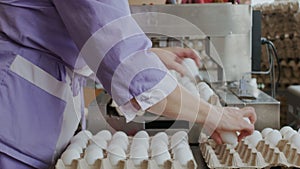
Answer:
xmin=200 ymin=126 xmax=300 ymax=168
xmin=58 ymin=130 xmax=196 ymax=169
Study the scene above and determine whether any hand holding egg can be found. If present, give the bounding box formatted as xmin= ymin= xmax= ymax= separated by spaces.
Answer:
xmin=209 ymin=106 xmax=256 ymax=145
xmin=218 ymin=117 xmax=251 ymax=147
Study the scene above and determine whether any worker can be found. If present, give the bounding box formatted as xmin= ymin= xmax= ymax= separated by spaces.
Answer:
xmin=0 ymin=1 xmax=256 ymax=168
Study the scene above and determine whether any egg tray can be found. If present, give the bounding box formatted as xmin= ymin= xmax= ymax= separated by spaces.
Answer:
xmin=200 ymin=138 xmax=300 ymax=169
xmin=56 ymin=157 xmax=196 ymax=169
xmin=56 ymin=138 xmax=197 ymax=169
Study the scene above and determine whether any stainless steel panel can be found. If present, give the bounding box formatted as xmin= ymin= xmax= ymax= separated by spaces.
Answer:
xmin=211 ymin=83 xmax=280 ymax=130
xmin=130 ymin=4 xmax=252 ymax=82
xmin=130 ymin=4 xmax=252 ymax=36
xmin=210 ymin=35 xmax=252 ymax=82
xmin=287 ymin=85 xmax=300 ymax=129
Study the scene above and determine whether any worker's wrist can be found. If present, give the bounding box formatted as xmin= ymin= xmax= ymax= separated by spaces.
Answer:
xmin=197 ymin=100 xmax=215 ymax=124
xmin=198 ymin=102 xmax=223 ymax=137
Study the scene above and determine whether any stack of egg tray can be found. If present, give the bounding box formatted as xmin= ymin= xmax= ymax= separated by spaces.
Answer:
xmin=200 ymin=137 xmax=300 ymax=168
xmin=253 ymin=0 xmax=300 ymax=91
xmin=56 ymin=132 xmax=197 ymax=169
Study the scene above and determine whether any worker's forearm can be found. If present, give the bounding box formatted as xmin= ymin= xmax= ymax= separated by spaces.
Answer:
xmin=147 ymin=85 xmax=211 ymax=124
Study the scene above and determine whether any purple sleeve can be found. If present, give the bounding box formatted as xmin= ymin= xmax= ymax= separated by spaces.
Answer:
xmin=52 ymin=0 xmax=177 ymax=120
xmin=52 ymin=0 xmax=132 ymax=49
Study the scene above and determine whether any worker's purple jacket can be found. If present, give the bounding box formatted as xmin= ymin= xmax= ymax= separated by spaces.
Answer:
xmin=0 ymin=0 xmax=177 ymax=168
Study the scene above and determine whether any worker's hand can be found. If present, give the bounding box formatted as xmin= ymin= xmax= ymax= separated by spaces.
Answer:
xmin=150 ymin=47 xmax=201 ymax=76
xmin=207 ymin=106 xmax=257 ymax=144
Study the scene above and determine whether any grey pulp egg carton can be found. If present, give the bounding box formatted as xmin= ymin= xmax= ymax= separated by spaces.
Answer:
xmin=200 ymin=128 xmax=300 ymax=169
xmin=56 ymin=130 xmax=197 ymax=169
xmin=56 ymin=158 xmax=196 ymax=169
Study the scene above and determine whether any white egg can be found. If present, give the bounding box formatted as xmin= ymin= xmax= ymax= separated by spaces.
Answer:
xmin=243 ymin=117 xmax=251 ymax=124
xmin=220 ymin=131 xmax=238 ymax=147
xmin=71 ymin=130 xmax=92 ymax=143
xmin=266 ymin=130 xmax=282 ymax=146
xmin=85 ymin=143 xmax=101 ymax=152
xmin=112 ymin=131 xmax=128 ymax=144
xmin=178 ymin=76 xmax=191 ymax=86
xmin=70 ymin=135 xmax=87 ymax=144
xmin=70 ymin=136 xmax=79 ymax=144
xmin=150 ymin=139 xmax=168 ymax=151
xmin=183 ymin=58 xmax=199 ymax=79
xmin=109 ymin=139 xmax=128 ymax=151
xmin=290 ymin=133 xmax=300 ymax=149
xmin=174 ymin=147 xmax=193 ymax=166
xmin=112 ymin=131 xmax=128 ymax=139
xmin=280 ymin=126 xmax=294 ymax=136
xmin=134 ymin=131 xmax=149 ymax=139
xmin=90 ymin=137 xmax=108 ymax=150
xmin=245 ymin=130 xmax=262 ymax=147
xmin=131 ymin=138 xmax=149 ymax=150
xmin=71 ymin=138 xmax=88 ymax=149
xmin=66 ymin=143 xmax=83 ymax=154
xmin=70 ymin=137 xmax=80 ymax=144
xmin=284 ymin=129 xmax=297 ymax=140
xmin=151 ymin=144 xmax=169 ymax=155
xmin=132 ymin=131 xmax=149 ymax=150
xmin=261 ymin=128 xmax=273 ymax=138
xmin=185 ymin=82 xmax=199 ymax=96
xmin=130 ymin=146 xmax=148 ymax=166
xmin=171 ymin=131 xmax=188 ymax=149
xmin=77 ymin=130 xmax=93 ymax=140
xmin=298 ymin=128 xmax=300 ymax=134
xmin=169 ymin=70 xmax=178 ymax=79
xmin=151 ymin=145 xmax=171 ymax=166
xmin=61 ymin=149 xmax=80 ymax=165
xmin=152 ymin=132 xmax=169 ymax=145
xmin=107 ymin=144 xmax=119 ymax=152
xmin=107 ymin=145 xmax=126 ymax=166
xmin=197 ymin=82 xmax=214 ymax=102
xmin=96 ymin=130 xmax=112 ymax=141
xmin=84 ymin=148 xmax=104 ymax=165
xmin=171 ymin=141 xmax=189 ymax=154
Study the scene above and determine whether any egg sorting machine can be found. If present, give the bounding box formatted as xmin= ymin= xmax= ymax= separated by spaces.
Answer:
xmin=87 ymin=3 xmax=280 ymax=144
